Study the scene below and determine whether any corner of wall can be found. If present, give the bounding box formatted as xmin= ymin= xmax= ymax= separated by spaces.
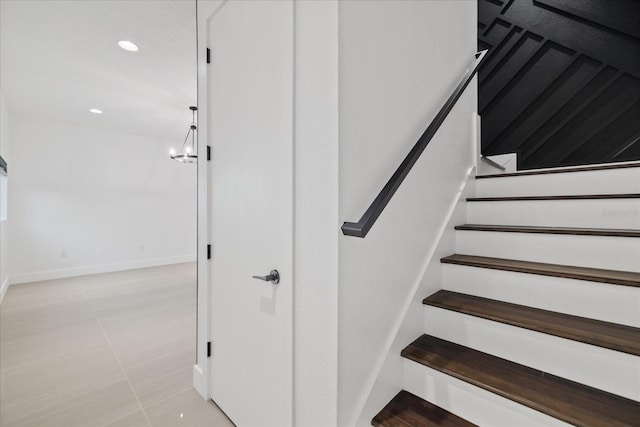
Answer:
xmin=294 ymin=1 xmax=340 ymax=425
xmin=192 ymin=364 xmax=207 ymax=399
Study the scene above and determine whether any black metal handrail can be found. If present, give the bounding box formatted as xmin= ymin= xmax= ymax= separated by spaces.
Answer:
xmin=341 ymin=50 xmax=488 ymax=238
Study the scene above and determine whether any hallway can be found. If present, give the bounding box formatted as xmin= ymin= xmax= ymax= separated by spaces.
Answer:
xmin=0 ymin=263 xmax=231 ymax=427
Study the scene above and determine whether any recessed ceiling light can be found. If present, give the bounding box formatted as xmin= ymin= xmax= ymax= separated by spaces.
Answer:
xmin=89 ymin=108 xmax=103 ymax=114
xmin=118 ymin=40 xmax=139 ymax=52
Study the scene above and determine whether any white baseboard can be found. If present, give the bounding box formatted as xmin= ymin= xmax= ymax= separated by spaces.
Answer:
xmin=0 ymin=276 xmax=9 ymax=304
xmin=193 ymin=364 xmax=207 ymax=399
xmin=8 ymin=255 xmax=197 ymax=285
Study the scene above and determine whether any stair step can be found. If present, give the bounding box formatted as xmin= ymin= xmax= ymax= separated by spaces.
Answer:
xmin=424 ymin=290 xmax=640 ymax=356
xmin=442 ymin=264 xmax=640 ymax=327
xmin=401 ymin=335 xmax=640 ymax=427
xmin=454 ymin=226 xmax=640 ymax=272
xmin=476 ymin=161 xmax=640 ymax=179
xmin=441 ymin=254 xmax=640 ymax=287
xmin=422 ymin=304 xmax=640 ymax=400
xmin=372 ymin=390 xmax=476 ymax=427
xmin=466 ymin=196 xmax=640 ymax=229
xmin=454 ymin=224 xmax=640 ymax=237
xmin=475 ymin=162 xmax=640 ymax=198
xmin=467 ymin=193 xmax=640 ymax=202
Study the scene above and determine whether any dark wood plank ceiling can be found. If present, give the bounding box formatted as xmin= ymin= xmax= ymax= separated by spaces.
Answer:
xmin=478 ymin=0 xmax=640 ymax=170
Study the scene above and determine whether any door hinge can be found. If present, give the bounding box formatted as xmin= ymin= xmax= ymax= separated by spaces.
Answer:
xmin=207 ymin=244 xmax=212 ymax=260
xmin=206 ymin=48 xmax=211 ymax=64
xmin=207 ymin=145 xmax=211 ymax=161
xmin=207 ymin=341 xmax=212 ymax=358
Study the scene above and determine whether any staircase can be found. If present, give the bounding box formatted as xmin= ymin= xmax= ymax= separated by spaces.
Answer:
xmin=372 ymin=163 xmax=640 ymax=426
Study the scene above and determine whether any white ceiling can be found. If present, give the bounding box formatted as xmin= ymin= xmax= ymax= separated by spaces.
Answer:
xmin=0 ymin=0 xmax=197 ymax=142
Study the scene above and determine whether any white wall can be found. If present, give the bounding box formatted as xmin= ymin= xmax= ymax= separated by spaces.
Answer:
xmin=0 ymin=91 xmax=11 ymax=300
xmin=8 ymin=114 xmax=196 ymax=284
xmin=337 ymin=1 xmax=477 ymax=425
xmin=294 ymin=1 xmax=340 ymax=425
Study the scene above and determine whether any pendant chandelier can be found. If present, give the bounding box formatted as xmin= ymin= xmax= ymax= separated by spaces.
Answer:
xmin=170 ymin=106 xmax=198 ymax=163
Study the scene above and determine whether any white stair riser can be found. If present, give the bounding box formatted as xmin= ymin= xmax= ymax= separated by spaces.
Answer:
xmin=443 ymin=264 xmax=640 ymax=327
xmin=455 ymin=230 xmax=640 ymax=272
xmin=423 ymin=306 xmax=640 ymax=401
xmin=467 ymin=199 xmax=640 ymax=229
xmin=402 ymin=359 xmax=571 ymax=427
xmin=476 ymin=167 xmax=640 ymax=197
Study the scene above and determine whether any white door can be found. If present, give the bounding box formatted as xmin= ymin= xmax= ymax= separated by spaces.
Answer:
xmin=206 ymin=1 xmax=293 ymax=426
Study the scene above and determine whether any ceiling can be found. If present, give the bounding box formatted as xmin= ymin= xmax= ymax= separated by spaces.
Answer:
xmin=0 ymin=0 xmax=197 ymax=142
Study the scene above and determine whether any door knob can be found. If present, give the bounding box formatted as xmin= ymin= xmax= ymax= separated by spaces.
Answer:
xmin=252 ymin=269 xmax=280 ymax=284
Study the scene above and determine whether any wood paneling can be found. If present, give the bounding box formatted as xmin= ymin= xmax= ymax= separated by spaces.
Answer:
xmin=479 ymin=0 xmax=640 ymax=169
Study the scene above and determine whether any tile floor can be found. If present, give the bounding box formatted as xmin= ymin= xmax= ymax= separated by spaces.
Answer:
xmin=0 ymin=263 xmax=233 ymax=427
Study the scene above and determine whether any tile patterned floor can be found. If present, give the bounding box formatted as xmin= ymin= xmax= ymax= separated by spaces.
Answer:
xmin=0 ymin=263 xmax=233 ymax=427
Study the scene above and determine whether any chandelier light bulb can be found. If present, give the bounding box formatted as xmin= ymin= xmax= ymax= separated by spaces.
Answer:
xmin=170 ymin=106 xmax=197 ymax=164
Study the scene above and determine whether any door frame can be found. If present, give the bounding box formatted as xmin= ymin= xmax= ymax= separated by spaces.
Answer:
xmin=193 ymin=0 xmax=224 ymax=400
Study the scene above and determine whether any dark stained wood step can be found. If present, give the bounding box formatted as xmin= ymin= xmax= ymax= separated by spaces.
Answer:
xmin=477 ymin=161 xmax=640 ymax=179
xmin=424 ymin=290 xmax=640 ymax=356
xmin=467 ymin=193 xmax=640 ymax=201
xmin=401 ymin=335 xmax=640 ymax=427
xmin=454 ymin=224 xmax=640 ymax=237
xmin=441 ymin=254 xmax=640 ymax=287
xmin=372 ymin=390 xmax=477 ymax=427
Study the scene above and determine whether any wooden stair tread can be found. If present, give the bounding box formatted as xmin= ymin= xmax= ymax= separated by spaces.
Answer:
xmin=441 ymin=254 xmax=640 ymax=287
xmin=467 ymin=193 xmax=640 ymax=201
xmin=476 ymin=161 xmax=640 ymax=179
xmin=424 ymin=290 xmax=640 ymax=356
xmin=372 ymin=390 xmax=476 ymax=427
xmin=454 ymin=224 xmax=640 ymax=237
xmin=401 ymin=335 xmax=640 ymax=427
